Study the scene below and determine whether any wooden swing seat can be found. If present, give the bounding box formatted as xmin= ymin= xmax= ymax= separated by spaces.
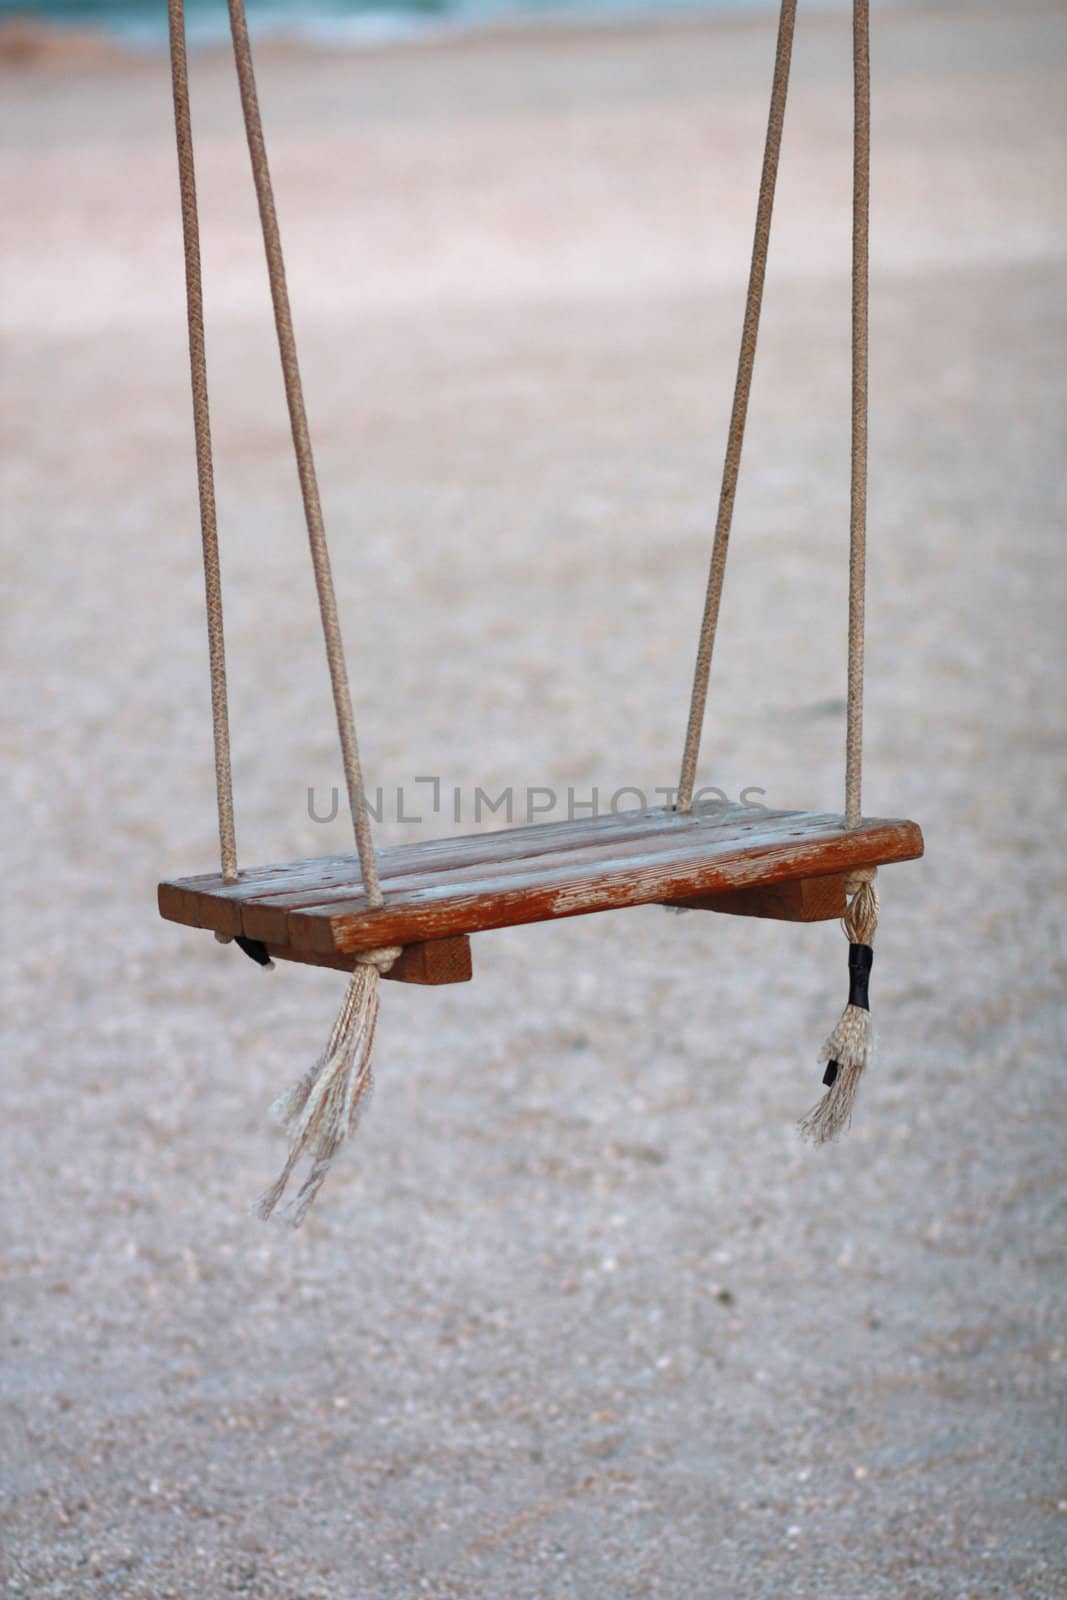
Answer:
xmin=159 ymin=803 xmax=922 ymax=984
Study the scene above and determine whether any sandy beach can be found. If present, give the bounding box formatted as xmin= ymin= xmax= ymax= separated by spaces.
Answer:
xmin=2 ymin=5 xmax=1066 ymax=1596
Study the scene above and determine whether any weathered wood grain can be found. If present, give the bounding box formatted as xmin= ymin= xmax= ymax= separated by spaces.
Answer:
xmin=160 ymin=803 xmax=783 ymax=940
xmin=236 ymin=808 xmax=834 ymax=946
xmin=261 ymin=935 xmax=473 ymax=985
xmin=159 ymin=807 xmax=923 ymax=968
xmin=666 ymin=873 xmax=849 ymax=922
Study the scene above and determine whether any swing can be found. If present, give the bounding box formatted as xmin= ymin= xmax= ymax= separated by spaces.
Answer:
xmin=161 ymin=0 xmax=922 ymax=1222
xmin=160 ymin=803 xmax=921 ymax=971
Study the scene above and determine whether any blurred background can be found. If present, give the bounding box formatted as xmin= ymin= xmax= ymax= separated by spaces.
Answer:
xmin=2 ymin=2 xmax=1065 ymax=1597
xmin=0 ymin=0 xmax=1024 ymax=47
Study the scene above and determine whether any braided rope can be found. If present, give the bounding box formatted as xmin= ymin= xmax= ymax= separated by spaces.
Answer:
xmin=846 ymin=0 xmax=871 ymax=830
xmin=169 ymin=0 xmax=382 ymax=906
xmin=801 ymin=10 xmax=878 ymax=1147
xmin=167 ymin=0 xmax=238 ymax=883
xmin=679 ymin=0 xmax=872 ymax=834
xmin=225 ymin=0 xmax=382 ymax=907
xmin=677 ymin=0 xmax=797 ymax=813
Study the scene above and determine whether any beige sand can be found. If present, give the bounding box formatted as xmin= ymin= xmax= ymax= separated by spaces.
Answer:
xmin=2 ymin=6 xmax=1065 ymax=1596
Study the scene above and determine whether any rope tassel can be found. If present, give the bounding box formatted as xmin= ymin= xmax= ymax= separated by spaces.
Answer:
xmin=256 ymin=947 xmax=401 ymax=1226
xmin=800 ymin=871 xmax=878 ymax=1144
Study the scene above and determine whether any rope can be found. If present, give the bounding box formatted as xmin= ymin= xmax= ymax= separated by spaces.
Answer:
xmin=256 ymin=944 xmax=403 ymax=1224
xmin=167 ymin=0 xmax=238 ymax=883
xmin=678 ymin=0 xmax=872 ymax=834
xmin=799 ymin=3 xmax=877 ymax=1146
xmin=846 ymin=0 xmax=870 ymax=831
xmin=677 ymin=0 xmax=797 ymax=813
xmin=225 ymin=0 xmax=383 ymax=907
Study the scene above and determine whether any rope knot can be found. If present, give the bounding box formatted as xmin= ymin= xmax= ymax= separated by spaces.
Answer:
xmin=843 ymin=873 xmax=879 ymax=946
xmin=354 ymin=946 xmax=402 ymax=975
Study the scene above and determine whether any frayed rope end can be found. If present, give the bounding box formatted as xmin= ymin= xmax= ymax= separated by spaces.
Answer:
xmin=799 ymin=1001 xmax=873 ymax=1143
xmin=799 ymin=870 xmax=878 ymax=1146
xmin=256 ymin=946 xmax=402 ymax=1226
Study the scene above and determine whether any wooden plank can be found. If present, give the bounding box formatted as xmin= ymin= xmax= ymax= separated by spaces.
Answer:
xmin=160 ymin=880 xmax=246 ymax=938
xmin=262 ymin=936 xmax=473 ymax=984
xmin=158 ymin=806 xmax=828 ymax=945
xmin=234 ymin=807 xmax=832 ymax=946
xmin=158 ymin=809 xmax=923 ymax=959
xmin=386 ymin=937 xmax=473 ymax=985
xmin=666 ymin=873 xmax=849 ymax=922
xmin=299 ymin=816 xmax=921 ymax=955
xmin=159 ymin=802 xmax=783 ymax=939
xmin=166 ymin=802 xmax=766 ymax=901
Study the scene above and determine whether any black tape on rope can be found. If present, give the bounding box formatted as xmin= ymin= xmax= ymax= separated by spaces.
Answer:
xmin=822 ymin=942 xmax=873 ymax=1086
xmin=846 ymin=941 xmax=873 ymax=1011
xmin=235 ymin=935 xmax=274 ymax=968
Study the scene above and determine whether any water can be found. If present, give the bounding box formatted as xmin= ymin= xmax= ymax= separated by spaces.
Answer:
xmin=4 ymin=0 xmax=791 ymax=49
